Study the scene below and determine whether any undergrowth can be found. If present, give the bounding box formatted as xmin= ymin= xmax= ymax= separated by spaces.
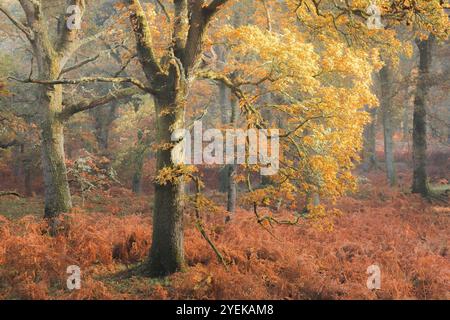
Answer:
xmin=0 ymin=177 xmax=448 ymax=300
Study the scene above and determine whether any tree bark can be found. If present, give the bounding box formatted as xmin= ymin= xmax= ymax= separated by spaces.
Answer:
xmin=93 ymin=103 xmax=117 ymax=151
xmin=379 ymin=64 xmax=396 ymax=186
xmin=128 ymin=0 xmax=229 ymax=276
xmin=40 ymin=83 xmax=72 ymax=218
xmin=412 ymin=36 xmax=434 ymax=196
xmin=132 ymin=130 xmax=146 ymax=194
xmin=24 ymin=163 xmax=32 ymax=197
xmin=226 ymin=96 xmax=238 ymax=213
xmin=147 ymin=72 xmax=187 ymax=277
xmin=21 ymin=144 xmax=33 ymax=197
xmin=402 ymin=89 xmax=413 ymax=140
xmin=362 ymin=107 xmax=378 ymax=171
xmin=219 ymin=81 xmax=230 ymax=193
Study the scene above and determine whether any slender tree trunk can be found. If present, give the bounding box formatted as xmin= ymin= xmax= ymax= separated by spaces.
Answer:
xmin=306 ymin=192 xmax=320 ymax=207
xmin=24 ymin=164 xmax=32 ymax=197
xmin=226 ymin=96 xmax=239 ymax=213
xmin=412 ymin=36 xmax=434 ymax=196
xmin=131 ymin=163 xmax=144 ymax=194
xmin=147 ymin=84 xmax=186 ymax=277
xmin=93 ymin=103 xmax=117 ymax=151
xmin=18 ymin=144 xmax=30 ymax=196
xmin=402 ymin=97 xmax=411 ymax=140
xmin=132 ymin=130 xmax=146 ymax=195
xmin=219 ymin=82 xmax=230 ymax=193
xmin=21 ymin=144 xmax=32 ymax=197
xmin=219 ymin=81 xmax=229 ymax=125
xmin=40 ymin=83 xmax=72 ymax=218
xmin=379 ymin=64 xmax=397 ymax=186
xmin=362 ymin=107 xmax=378 ymax=171
xmin=226 ymin=163 xmax=237 ymax=212
xmin=448 ymin=129 xmax=450 ymax=145
xmin=217 ymin=79 xmax=238 ymax=213
xmin=12 ymin=146 xmax=20 ymax=177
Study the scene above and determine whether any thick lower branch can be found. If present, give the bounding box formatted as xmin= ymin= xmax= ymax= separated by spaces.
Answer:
xmin=9 ymin=76 xmax=156 ymax=94
xmin=60 ymin=87 xmax=140 ymax=120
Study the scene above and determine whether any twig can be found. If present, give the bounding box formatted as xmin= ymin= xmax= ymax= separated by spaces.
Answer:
xmin=191 ymin=175 xmax=228 ymax=269
xmin=0 ymin=191 xmax=23 ymax=198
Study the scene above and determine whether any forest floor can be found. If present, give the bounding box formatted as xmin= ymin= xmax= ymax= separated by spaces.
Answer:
xmin=0 ymin=171 xmax=449 ymax=300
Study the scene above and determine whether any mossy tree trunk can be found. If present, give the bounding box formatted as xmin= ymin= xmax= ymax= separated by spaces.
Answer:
xmin=219 ymin=81 xmax=230 ymax=193
xmin=379 ymin=64 xmax=396 ymax=186
xmin=412 ymin=36 xmax=434 ymax=196
xmin=128 ymin=0 xmax=229 ymax=276
xmin=226 ymin=96 xmax=239 ymax=213
xmin=31 ymin=29 xmax=73 ymax=219
xmin=8 ymin=1 xmax=138 ymax=220
xmin=40 ymin=82 xmax=72 ymax=218
xmin=132 ymin=129 xmax=146 ymax=195
xmin=147 ymin=72 xmax=187 ymax=276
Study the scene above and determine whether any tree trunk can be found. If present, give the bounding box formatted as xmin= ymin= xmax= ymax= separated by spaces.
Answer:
xmin=22 ymin=145 xmax=32 ymax=197
xmin=219 ymin=82 xmax=230 ymax=193
xmin=379 ymin=64 xmax=396 ymax=186
xmin=402 ymin=96 xmax=411 ymax=140
xmin=412 ymin=36 xmax=434 ymax=196
xmin=127 ymin=0 xmax=230 ymax=277
xmin=219 ymin=81 xmax=229 ymax=125
xmin=28 ymin=14 xmax=75 ymax=219
xmin=226 ymin=163 xmax=237 ymax=213
xmin=217 ymin=80 xmax=238 ymax=213
xmin=226 ymin=96 xmax=239 ymax=214
xmin=131 ymin=165 xmax=144 ymax=194
xmin=362 ymin=107 xmax=378 ymax=171
xmin=40 ymin=83 xmax=72 ymax=218
xmin=19 ymin=144 xmax=32 ymax=197
xmin=93 ymin=103 xmax=117 ymax=151
xmin=132 ymin=130 xmax=146 ymax=195
xmin=24 ymin=165 xmax=32 ymax=197
xmin=147 ymin=84 xmax=186 ymax=277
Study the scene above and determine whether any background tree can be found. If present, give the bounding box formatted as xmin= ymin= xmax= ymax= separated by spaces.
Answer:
xmin=0 ymin=0 xmax=144 ymax=222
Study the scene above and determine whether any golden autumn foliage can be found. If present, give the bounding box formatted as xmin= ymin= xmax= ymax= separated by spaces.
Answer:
xmin=212 ymin=23 xmax=380 ymax=207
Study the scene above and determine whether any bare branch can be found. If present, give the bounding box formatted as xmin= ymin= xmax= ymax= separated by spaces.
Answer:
xmin=278 ymin=115 xmax=333 ymax=139
xmin=0 ymin=191 xmax=23 ymax=198
xmin=155 ymin=0 xmax=170 ymax=22
xmin=0 ymin=139 xmax=19 ymax=149
xmin=112 ymin=54 xmax=137 ymax=77
xmin=0 ymin=4 xmax=33 ymax=40
xmin=60 ymin=54 xmax=100 ymax=76
xmin=261 ymin=0 xmax=272 ymax=32
xmin=8 ymin=75 xmax=156 ymax=94
xmin=60 ymin=87 xmax=140 ymax=120
xmin=61 ymin=29 xmax=108 ymax=64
